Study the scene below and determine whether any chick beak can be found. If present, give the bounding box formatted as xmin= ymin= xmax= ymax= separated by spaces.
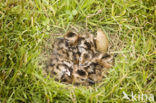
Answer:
xmin=87 ymin=79 xmax=95 ymax=85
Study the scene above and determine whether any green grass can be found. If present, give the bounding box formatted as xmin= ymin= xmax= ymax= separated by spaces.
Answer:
xmin=0 ymin=0 xmax=155 ymax=102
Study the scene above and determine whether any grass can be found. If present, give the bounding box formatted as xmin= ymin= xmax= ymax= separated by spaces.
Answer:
xmin=0 ymin=0 xmax=155 ymax=102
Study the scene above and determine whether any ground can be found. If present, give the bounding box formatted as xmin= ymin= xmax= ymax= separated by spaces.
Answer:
xmin=0 ymin=0 xmax=155 ymax=103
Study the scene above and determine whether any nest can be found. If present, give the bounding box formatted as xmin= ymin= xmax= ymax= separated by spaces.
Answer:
xmin=44 ymin=29 xmax=115 ymax=86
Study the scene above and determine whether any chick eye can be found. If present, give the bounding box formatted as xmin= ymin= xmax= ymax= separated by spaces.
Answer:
xmin=52 ymin=71 xmax=57 ymax=75
xmin=77 ymin=70 xmax=86 ymax=76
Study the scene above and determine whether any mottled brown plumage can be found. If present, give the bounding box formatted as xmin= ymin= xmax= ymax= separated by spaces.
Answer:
xmin=45 ymin=29 xmax=115 ymax=86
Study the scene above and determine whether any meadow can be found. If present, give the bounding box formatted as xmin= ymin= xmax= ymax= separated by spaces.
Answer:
xmin=0 ymin=0 xmax=155 ymax=102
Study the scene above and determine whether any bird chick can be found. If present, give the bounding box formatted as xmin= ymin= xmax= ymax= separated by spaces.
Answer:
xmin=92 ymin=53 xmax=114 ymax=69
